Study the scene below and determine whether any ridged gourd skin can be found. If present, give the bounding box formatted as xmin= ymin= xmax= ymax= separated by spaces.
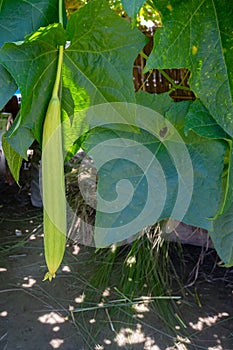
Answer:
xmin=42 ymin=96 xmax=67 ymax=281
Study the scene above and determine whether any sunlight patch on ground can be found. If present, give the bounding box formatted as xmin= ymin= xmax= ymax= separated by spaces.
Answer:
xmin=132 ymin=302 xmax=150 ymax=313
xmin=95 ymin=345 xmax=104 ymax=350
xmin=114 ymin=323 xmax=161 ymax=349
xmin=189 ymin=312 xmax=229 ymax=331
xmin=102 ymin=287 xmax=110 ymax=297
xmin=75 ymin=293 xmax=85 ymax=303
xmin=50 ymin=338 xmax=64 ymax=348
xmin=69 ymin=305 xmax=74 ymax=311
xmin=173 ymin=335 xmax=191 ymax=349
xmin=29 ymin=225 xmax=43 ymax=240
xmin=0 ymin=311 xmax=8 ymax=317
xmin=168 ymin=344 xmax=188 ymax=350
xmin=89 ymin=318 xmax=96 ymax=324
xmin=72 ymin=244 xmax=80 ymax=255
xmin=62 ymin=265 xmax=71 ymax=272
xmin=22 ymin=276 xmax=36 ymax=288
xmin=115 ymin=324 xmax=145 ymax=346
xmin=38 ymin=312 xmax=66 ymax=325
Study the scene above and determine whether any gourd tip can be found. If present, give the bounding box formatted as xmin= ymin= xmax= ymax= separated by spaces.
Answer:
xmin=43 ymin=271 xmax=56 ymax=282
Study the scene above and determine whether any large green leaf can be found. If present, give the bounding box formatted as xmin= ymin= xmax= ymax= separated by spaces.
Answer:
xmin=185 ymin=100 xmax=232 ymax=219
xmin=0 ymin=0 xmax=146 ymax=160
xmin=0 ymin=0 xmax=59 ymax=108
xmin=80 ymin=97 xmax=226 ymax=247
xmin=136 ymin=91 xmax=173 ymax=115
xmin=3 ymin=116 xmax=34 ymax=159
xmin=122 ymin=0 xmax=146 ymax=24
xmin=185 ymin=100 xmax=228 ymax=140
xmin=209 ymin=135 xmax=233 ymax=267
xmin=61 ymin=0 xmax=147 ymax=156
xmin=165 ymin=101 xmax=227 ymax=228
xmin=2 ymin=134 xmax=22 ymax=183
xmin=0 ymin=0 xmax=58 ymax=48
xmin=145 ymin=0 xmax=233 ymax=136
xmin=63 ymin=0 xmax=146 ymax=105
xmin=0 ymin=24 xmax=66 ymax=155
xmin=0 ymin=65 xmax=17 ymax=110
xmin=210 ymin=202 xmax=233 ymax=266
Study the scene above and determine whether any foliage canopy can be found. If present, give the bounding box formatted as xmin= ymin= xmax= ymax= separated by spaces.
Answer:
xmin=0 ymin=0 xmax=233 ymax=266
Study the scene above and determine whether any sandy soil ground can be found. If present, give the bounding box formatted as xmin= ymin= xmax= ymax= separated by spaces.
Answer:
xmin=0 ymin=172 xmax=233 ymax=350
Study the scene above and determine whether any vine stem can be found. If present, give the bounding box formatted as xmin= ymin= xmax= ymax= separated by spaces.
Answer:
xmin=139 ymin=51 xmax=191 ymax=92
xmin=52 ymin=0 xmax=64 ymax=98
xmin=138 ymin=70 xmax=153 ymax=92
xmin=158 ymin=69 xmax=191 ymax=92
xmin=52 ymin=45 xmax=64 ymax=98
xmin=140 ymin=50 xmax=148 ymax=60
xmin=59 ymin=0 xmax=64 ymax=27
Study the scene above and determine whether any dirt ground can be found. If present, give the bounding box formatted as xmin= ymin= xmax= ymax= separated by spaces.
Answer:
xmin=0 ymin=169 xmax=233 ymax=350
